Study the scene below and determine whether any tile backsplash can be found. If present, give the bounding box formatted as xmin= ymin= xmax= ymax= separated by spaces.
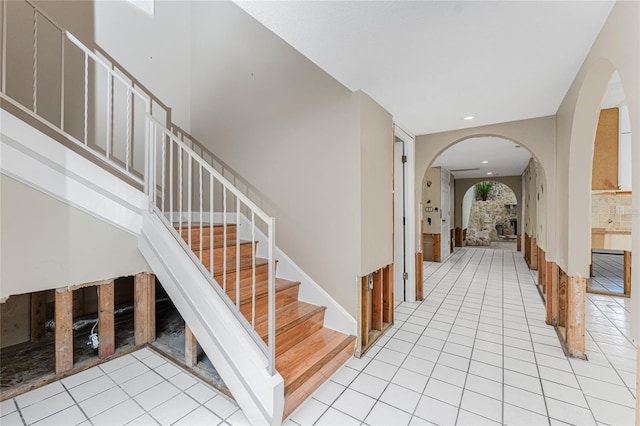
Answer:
xmin=591 ymin=192 xmax=632 ymax=229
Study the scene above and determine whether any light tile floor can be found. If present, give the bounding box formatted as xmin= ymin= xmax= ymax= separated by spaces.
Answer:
xmin=1 ymin=247 xmax=637 ymax=425
xmin=288 ymin=247 xmax=637 ymax=426
xmin=0 ymin=347 xmax=248 ymax=426
xmin=588 ymin=251 xmax=625 ymax=294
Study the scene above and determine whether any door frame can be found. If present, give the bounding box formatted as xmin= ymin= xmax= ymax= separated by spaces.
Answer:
xmin=394 ymin=123 xmax=417 ymax=302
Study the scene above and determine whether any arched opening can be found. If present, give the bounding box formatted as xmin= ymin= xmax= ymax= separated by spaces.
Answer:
xmin=588 ymin=70 xmax=633 ymax=297
xmin=462 ymin=181 xmax=518 ymax=250
xmin=419 ymin=136 xmax=546 ymax=263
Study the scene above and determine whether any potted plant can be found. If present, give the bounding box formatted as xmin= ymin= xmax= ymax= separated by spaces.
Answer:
xmin=476 ymin=181 xmax=493 ymax=201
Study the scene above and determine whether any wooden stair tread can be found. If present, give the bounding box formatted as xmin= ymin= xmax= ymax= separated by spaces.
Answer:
xmin=190 ymin=239 xmax=254 ymax=250
xmin=254 ymin=301 xmax=325 ymax=338
xmin=227 ymin=278 xmax=299 ymax=302
xmin=277 ymin=328 xmax=356 ymax=395
xmin=211 ymin=257 xmax=270 ymax=275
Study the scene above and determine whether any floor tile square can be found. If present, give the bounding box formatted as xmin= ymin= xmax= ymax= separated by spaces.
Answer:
xmin=203 ymin=395 xmax=239 ymax=419
xmin=331 ymin=388 xmax=376 ymax=421
xmin=330 ymin=365 xmax=359 ymax=386
xmin=290 ymin=397 xmax=329 ymax=425
xmin=185 ymin=382 xmax=219 ymax=404
xmin=504 ymin=369 xmax=542 ymax=394
xmin=456 ymin=409 xmax=501 ymax=425
xmin=15 ymin=381 xmax=65 ymax=409
xmin=133 ymin=381 xmax=180 ymax=412
xmin=376 ymin=348 xmax=408 ymax=367
xmin=464 ymin=373 xmax=502 ymax=400
xmin=148 ymin=393 xmax=199 ymax=425
xmin=99 ymin=354 xmax=137 ymax=374
xmin=0 ymin=411 xmax=23 ymax=426
xmin=391 ymin=368 xmax=429 ymax=393
xmin=0 ymin=399 xmax=17 ymax=416
xmin=108 ymin=360 xmax=151 ymax=384
xmin=414 ymin=395 xmax=458 ymax=426
xmin=363 ymin=359 xmax=399 ymax=381
xmin=61 ymin=367 xmax=104 ymax=389
xmin=431 ymin=364 xmax=466 ymax=387
xmin=348 ymin=372 xmax=388 ymax=399
xmin=312 ymin=380 xmax=345 ymax=405
xmin=315 ymin=407 xmax=360 ymax=425
xmin=503 ymin=403 xmax=549 ymax=426
xmin=32 ymin=404 xmax=86 ymax=426
xmin=379 ymin=383 xmax=421 ymax=413
xmin=90 ymin=399 xmax=144 ymax=426
xmin=546 ymin=398 xmax=596 ymax=425
xmin=79 ymin=386 xmax=129 ymax=418
xmin=460 ymin=389 xmax=502 ymax=422
xmin=586 ymin=396 xmax=635 ymax=426
xmin=226 ymin=408 xmax=251 ymax=425
xmin=365 ymin=401 xmax=412 ymax=426
xmin=173 ymin=406 xmax=222 ymax=426
xmin=423 ymin=378 xmax=463 ymax=406
xmin=21 ymin=391 xmax=75 ymax=424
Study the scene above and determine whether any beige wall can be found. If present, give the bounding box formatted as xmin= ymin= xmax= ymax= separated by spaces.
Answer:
xmin=189 ymin=2 xmax=392 ymax=317
xmin=0 ymin=176 xmax=149 ymax=298
xmin=359 ymin=92 xmax=394 ymax=275
xmin=422 ymin=167 xmax=442 ymax=235
xmin=557 ymin=1 xmax=639 ymax=279
xmin=416 ymin=116 xmax=555 ymax=260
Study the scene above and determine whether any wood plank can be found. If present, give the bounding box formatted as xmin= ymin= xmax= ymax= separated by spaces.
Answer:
xmin=566 ymin=275 xmax=586 ymax=359
xmin=55 ymin=289 xmax=73 ymax=374
xmin=185 ymin=324 xmax=197 ymax=368
xmin=433 ymin=234 xmax=441 ymax=262
xmin=592 ymin=108 xmax=619 ymax=190
xmin=98 ymin=281 xmax=115 ymax=359
xmin=538 ymin=248 xmax=546 ymax=291
xmin=624 ymin=251 xmax=631 ymax=296
xmin=455 ymin=227 xmax=463 ymax=247
xmin=530 ymin=237 xmax=538 ymax=270
xmin=361 ymin=276 xmax=371 ymax=348
xmin=558 ymin=268 xmax=568 ymax=328
xmin=371 ymin=270 xmax=383 ymax=331
xmin=517 ymin=233 xmax=521 ymax=252
xmin=382 ymin=264 xmax=393 ymax=324
xmin=416 ymin=252 xmax=424 ymax=301
xmin=134 ymin=273 xmax=156 ymax=345
xmin=30 ymin=291 xmax=47 ymax=342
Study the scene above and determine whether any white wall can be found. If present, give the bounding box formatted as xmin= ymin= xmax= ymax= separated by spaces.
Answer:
xmin=1 ymin=175 xmax=149 ymax=297
xmin=359 ymin=92 xmax=394 ymax=275
xmin=92 ymin=0 xmax=192 ymax=131
xmin=189 ymin=2 xmax=392 ymax=318
xmin=462 ymin=187 xmax=474 ymax=229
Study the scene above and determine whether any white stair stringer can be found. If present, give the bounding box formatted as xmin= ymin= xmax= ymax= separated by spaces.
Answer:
xmin=138 ymin=211 xmax=285 ymax=425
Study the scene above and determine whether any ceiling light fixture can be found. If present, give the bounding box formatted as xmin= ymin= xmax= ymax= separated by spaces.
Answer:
xmin=487 ymin=172 xmax=493 ymax=175
xmin=481 ymin=160 xmax=489 ymax=164
xmin=463 ymin=115 xmax=475 ymax=121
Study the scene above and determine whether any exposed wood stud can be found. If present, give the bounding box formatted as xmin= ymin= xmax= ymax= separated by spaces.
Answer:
xmin=558 ymin=269 xmax=568 ymax=328
xmin=382 ymin=264 xmax=393 ymax=324
xmin=360 ymin=275 xmax=371 ymax=348
xmin=624 ymin=251 xmax=631 ymax=297
xmin=551 ymin=263 xmax=559 ymax=325
xmin=30 ymin=291 xmax=47 ymax=342
xmin=566 ymin=275 xmax=586 ymax=359
xmin=98 ymin=281 xmax=115 ymax=359
xmin=134 ymin=273 xmax=156 ymax=345
xmin=185 ymin=324 xmax=198 ymax=368
xmin=415 ymin=252 xmax=424 ymax=300
xmin=55 ymin=289 xmax=73 ymax=374
xmin=371 ymin=270 xmax=383 ymax=331
xmin=517 ymin=234 xmax=521 ymax=252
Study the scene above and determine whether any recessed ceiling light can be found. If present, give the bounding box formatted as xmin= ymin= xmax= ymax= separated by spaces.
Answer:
xmin=463 ymin=115 xmax=475 ymax=121
xmin=487 ymin=172 xmax=493 ymax=175
xmin=482 ymin=160 xmax=489 ymax=164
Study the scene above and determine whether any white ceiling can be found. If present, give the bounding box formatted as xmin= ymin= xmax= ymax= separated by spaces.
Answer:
xmin=234 ymin=1 xmax=614 ymax=136
xmin=432 ymin=136 xmax=531 ymax=179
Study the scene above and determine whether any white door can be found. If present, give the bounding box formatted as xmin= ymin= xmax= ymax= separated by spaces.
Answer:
xmin=394 ymin=140 xmax=406 ymax=304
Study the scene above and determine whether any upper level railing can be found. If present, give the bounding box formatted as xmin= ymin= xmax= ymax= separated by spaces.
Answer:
xmin=0 ymin=0 xmax=277 ymax=375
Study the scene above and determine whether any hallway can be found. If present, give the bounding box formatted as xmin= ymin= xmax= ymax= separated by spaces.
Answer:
xmin=289 ymin=247 xmax=636 ymax=425
xmin=1 ymin=247 xmax=636 ymax=425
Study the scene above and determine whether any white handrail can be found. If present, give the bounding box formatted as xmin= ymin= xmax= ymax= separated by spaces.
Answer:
xmin=2 ymin=0 xmax=278 ymax=375
xmin=147 ymin=117 xmax=277 ymax=374
xmin=147 ymin=117 xmax=272 ymax=224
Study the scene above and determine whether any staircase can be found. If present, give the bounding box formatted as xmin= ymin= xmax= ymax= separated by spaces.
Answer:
xmin=0 ymin=1 xmax=356 ymax=423
xmin=177 ymin=224 xmax=355 ymax=418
